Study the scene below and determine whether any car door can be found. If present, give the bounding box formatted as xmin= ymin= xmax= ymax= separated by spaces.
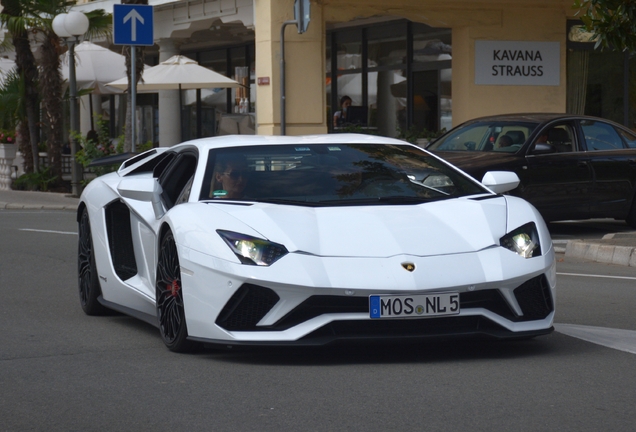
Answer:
xmin=578 ymin=119 xmax=636 ymax=218
xmin=519 ymin=121 xmax=594 ymax=221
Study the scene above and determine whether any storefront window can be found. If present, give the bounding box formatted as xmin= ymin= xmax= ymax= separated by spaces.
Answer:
xmin=328 ymin=20 xmax=451 ymax=138
xmin=336 ymin=29 xmax=362 ymax=70
xmin=198 ymin=49 xmax=229 ymax=116
xmin=567 ymin=20 xmax=631 ymax=128
xmin=368 ymin=23 xmax=406 ymax=68
xmin=182 ymin=44 xmax=254 ymax=140
xmin=368 ymin=70 xmax=406 ymax=136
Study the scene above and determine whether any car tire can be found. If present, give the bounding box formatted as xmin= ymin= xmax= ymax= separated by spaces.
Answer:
xmin=78 ymin=208 xmax=109 ymax=316
xmin=156 ymin=230 xmax=198 ymax=353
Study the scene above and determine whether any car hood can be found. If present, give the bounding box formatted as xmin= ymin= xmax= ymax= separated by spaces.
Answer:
xmin=431 ymin=151 xmax=521 ymax=178
xmin=214 ymin=197 xmax=508 ymax=257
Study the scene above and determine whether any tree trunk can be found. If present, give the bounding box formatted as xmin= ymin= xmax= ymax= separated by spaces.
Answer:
xmin=38 ymin=31 xmax=64 ymax=181
xmin=17 ymin=120 xmax=33 ymax=173
xmin=1 ymin=0 xmax=40 ymax=173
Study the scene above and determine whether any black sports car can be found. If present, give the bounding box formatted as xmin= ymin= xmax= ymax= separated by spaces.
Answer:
xmin=427 ymin=113 xmax=636 ymax=227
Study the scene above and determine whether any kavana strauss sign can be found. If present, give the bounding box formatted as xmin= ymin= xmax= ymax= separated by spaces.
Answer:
xmin=475 ymin=40 xmax=560 ymax=86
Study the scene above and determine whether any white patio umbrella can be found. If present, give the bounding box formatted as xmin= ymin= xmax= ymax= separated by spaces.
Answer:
xmin=106 ymin=55 xmax=241 ymax=91
xmin=60 ymin=41 xmax=134 ymax=94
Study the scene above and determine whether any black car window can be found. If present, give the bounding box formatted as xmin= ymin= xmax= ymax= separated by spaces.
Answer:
xmin=200 ymin=144 xmax=488 ymax=205
xmin=616 ymin=127 xmax=636 ymax=149
xmin=159 ymin=152 xmax=198 ymax=209
xmin=428 ymin=121 xmax=537 ymax=152
xmin=581 ymin=120 xmax=626 ymax=151
xmin=532 ymin=124 xmax=576 ymax=153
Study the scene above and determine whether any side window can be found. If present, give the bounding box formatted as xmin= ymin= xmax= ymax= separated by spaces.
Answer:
xmin=581 ymin=121 xmax=625 ymax=151
xmin=531 ymin=123 xmax=575 ymax=154
xmin=617 ymin=128 xmax=636 ymax=149
xmin=159 ymin=153 xmax=198 ymax=209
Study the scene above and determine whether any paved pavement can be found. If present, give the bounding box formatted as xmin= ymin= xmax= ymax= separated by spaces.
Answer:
xmin=0 ymin=189 xmax=79 ymax=211
xmin=1 ymin=188 xmax=635 ymax=267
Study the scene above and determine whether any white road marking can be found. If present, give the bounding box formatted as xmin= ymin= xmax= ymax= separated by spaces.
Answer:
xmin=557 ymin=272 xmax=636 ymax=281
xmin=19 ymin=228 xmax=77 ymax=235
xmin=555 ymin=324 xmax=636 ymax=355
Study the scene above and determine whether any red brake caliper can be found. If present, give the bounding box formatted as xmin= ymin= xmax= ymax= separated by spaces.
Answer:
xmin=167 ymin=279 xmax=180 ymax=297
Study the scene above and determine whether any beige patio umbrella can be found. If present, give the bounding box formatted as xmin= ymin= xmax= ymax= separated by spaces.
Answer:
xmin=106 ymin=55 xmax=241 ymax=91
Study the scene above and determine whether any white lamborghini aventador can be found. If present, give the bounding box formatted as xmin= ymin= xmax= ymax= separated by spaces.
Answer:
xmin=77 ymin=134 xmax=556 ymax=352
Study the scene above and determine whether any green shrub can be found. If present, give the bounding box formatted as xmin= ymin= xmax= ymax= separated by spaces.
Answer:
xmin=13 ymin=167 xmax=58 ymax=191
xmin=74 ymin=117 xmax=153 ymax=184
xmin=397 ymin=126 xmax=446 ymax=144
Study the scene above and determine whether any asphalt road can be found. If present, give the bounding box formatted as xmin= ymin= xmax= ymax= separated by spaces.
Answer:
xmin=1 ymin=210 xmax=635 ymax=431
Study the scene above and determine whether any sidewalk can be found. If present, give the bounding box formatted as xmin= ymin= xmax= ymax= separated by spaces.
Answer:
xmin=1 ymin=188 xmax=635 ymax=267
xmin=0 ymin=189 xmax=79 ymax=211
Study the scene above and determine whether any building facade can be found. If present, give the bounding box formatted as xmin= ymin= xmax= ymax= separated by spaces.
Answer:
xmin=69 ymin=0 xmax=635 ymax=146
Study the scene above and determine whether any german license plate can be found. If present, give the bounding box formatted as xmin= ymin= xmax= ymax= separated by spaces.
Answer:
xmin=369 ymin=293 xmax=460 ymax=319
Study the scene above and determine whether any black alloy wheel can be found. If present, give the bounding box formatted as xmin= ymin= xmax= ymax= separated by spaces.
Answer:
xmin=78 ymin=208 xmax=108 ymax=315
xmin=156 ymin=230 xmax=197 ymax=352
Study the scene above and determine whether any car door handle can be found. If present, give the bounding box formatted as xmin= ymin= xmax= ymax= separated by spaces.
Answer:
xmin=577 ymin=161 xmax=589 ymax=168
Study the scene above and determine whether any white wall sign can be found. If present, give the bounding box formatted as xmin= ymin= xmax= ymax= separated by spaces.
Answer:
xmin=475 ymin=40 xmax=560 ymax=86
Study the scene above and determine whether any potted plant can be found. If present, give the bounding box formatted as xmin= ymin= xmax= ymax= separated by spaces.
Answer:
xmin=0 ymin=129 xmax=17 ymax=160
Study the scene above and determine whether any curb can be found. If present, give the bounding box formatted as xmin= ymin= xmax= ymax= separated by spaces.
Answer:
xmin=0 ymin=202 xmax=78 ymax=211
xmin=564 ymin=234 xmax=636 ymax=267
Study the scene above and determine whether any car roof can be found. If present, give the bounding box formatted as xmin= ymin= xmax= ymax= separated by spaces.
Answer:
xmin=458 ymin=113 xmax=619 ymax=126
xmin=175 ymin=133 xmax=409 ymax=151
xmin=118 ymin=134 xmax=414 ymax=176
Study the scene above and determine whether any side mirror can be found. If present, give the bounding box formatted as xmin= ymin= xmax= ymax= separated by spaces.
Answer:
xmin=117 ymin=177 xmax=165 ymax=219
xmin=481 ymin=171 xmax=520 ymax=194
xmin=531 ymin=143 xmax=556 ymax=155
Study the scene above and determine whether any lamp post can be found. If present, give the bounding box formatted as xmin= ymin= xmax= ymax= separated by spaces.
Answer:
xmin=53 ymin=11 xmax=89 ymax=197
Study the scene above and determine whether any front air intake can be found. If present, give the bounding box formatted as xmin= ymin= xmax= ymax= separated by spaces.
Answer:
xmin=216 ymin=284 xmax=280 ymax=331
xmin=514 ymin=275 xmax=553 ymax=319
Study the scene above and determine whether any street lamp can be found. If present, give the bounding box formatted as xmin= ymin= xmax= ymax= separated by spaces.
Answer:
xmin=53 ymin=11 xmax=89 ymax=197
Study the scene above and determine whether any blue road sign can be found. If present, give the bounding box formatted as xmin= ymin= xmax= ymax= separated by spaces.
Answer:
xmin=113 ymin=4 xmax=154 ymax=46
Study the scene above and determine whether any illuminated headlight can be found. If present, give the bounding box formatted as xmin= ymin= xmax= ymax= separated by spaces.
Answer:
xmin=500 ymin=222 xmax=541 ymax=258
xmin=217 ymin=230 xmax=288 ymax=266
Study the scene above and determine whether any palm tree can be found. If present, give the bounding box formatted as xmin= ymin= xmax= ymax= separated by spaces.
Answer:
xmin=0 ymin=0 xmax=41 ymax=173
xmin=0 ymin=69 xmax=26 ymax=130
xmin=26 ymin=0 xmax=111 ymax=183
xmin=122 ymin=0 xmax=147 ymax=153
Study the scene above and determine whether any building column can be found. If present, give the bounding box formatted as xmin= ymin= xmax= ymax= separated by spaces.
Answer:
xmin=254 ymin=0 xmax=327 ymax=135
xmin=157 ymin=38 xmax=181 ymax=147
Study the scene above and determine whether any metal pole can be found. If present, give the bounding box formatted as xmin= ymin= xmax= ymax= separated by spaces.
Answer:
xmin=280 ymin=20 xmax=296 ymax=136
xmin=131 ymin=46 xmax=137 ymax=152
xmin=68 ymin=38 xmax=83 ymax=197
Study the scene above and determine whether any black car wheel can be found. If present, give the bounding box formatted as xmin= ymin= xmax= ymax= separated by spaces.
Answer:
xmin=78 ymin=208 xmax=108 ymax=315
xmin=156 ymin=230 xmax=197 ymax=352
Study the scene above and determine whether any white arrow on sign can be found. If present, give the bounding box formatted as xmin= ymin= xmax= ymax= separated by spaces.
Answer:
xmin=123 ymin=9 xmax=144 ymax=42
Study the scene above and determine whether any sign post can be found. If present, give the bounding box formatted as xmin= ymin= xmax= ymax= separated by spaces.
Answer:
xmin=113 ymin=4 xmax=154 ymax=152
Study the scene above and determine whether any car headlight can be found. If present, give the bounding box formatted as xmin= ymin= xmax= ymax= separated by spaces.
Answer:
xmin=500 ymin=222 xmax=541 ymax=258
xmin=217 ymin=230 xmax=288 ymax=266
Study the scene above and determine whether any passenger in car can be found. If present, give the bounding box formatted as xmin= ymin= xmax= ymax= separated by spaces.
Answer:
xmin=212 ymin=155 xmax=249 ymax=199
xmin=498 ymin=135 xmax=513 ymax=148
xmin=535 ymin=132 xmax=549 ymax=145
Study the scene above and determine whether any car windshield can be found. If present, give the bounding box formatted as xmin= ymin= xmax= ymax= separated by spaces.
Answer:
xmin=428 ymin=121 xmax=538 ymax=153
xmin=200 ymin=143 xmax=488 ymax=206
